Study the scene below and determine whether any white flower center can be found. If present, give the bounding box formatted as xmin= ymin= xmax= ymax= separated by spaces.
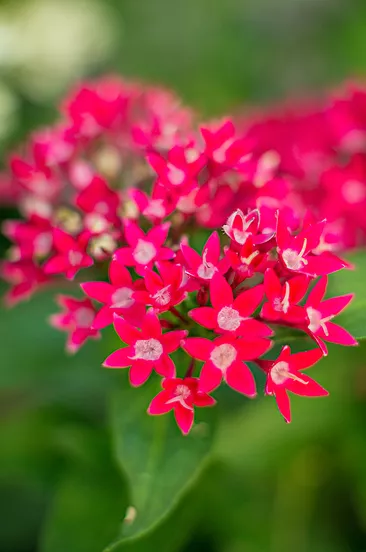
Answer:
xmin=167 ymin=164 xmax=185 ymax=186
xmin=166 ymin=384 xmax=193 ymax=410
xmin=210 ymin=343 xmax=237 ymax=371
xmin=342 ymin=180 xmax=366 ymax=204
xmin=132 ymin=338 xmax=163 ymax=361
xmin=282 ymin=239 xmax=308 ymax=271
xmin=273 ymin=281 xmax=290 ymax=313
xmin=68 ymin=250 xmax=83 ymax=266
xmin=34 ymin=232 xmax=52 ymax=256
xmin=94 ymin=201 xmax=110 ymax=215
xmin=212 ymin=138 xmax=234 ymax=164
xmin=144 ymin=199 xmax=165 ymax=218
xmin=111 ymin=287 xmax=134 ymax=309
xmin=217 ymin=306 xmax=242 ymax=331
xmin=152 ymin=285 xmax=171 ymax=306
xmin=133 ymin=239 xmax=157 ymax=265
xmin=271 ymin=361 xmax=290 ymax=385
xmin=74 ymin=307 xmax=94 ymax=328
xmin=306 ymin=306 xmax=332 ymax=336
xmin=197 ymin=249 xmax=216 ymax=279
xmin=185 ymin=148 xmax=200 ymax=163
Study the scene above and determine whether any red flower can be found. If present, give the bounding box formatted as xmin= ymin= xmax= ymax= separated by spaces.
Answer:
xmin=304 ymin=276 xmax=357 ymax=354
xmin=180 ymin=231 xmax=230 ymax=283
xmin=223 ymin=208 xmax=273 ymax=246
xmin=261 ymin=268 xmax=308 ymax=324
xmin=148 ymin=377 xmax=216 ymax=435
xmin=189 ymin=272 xmax=272 ymax=338
xmin=49 ymin=295 xmax=100 ymax=353
xmin=43 ymin=229 xmax=93 ymax=280
xmin=184 ymin=335 xmax=270 ymax=396
xmin=75 ymin=176 xmax=121 ymax=223
xmin=103 ymin=310 xmax=187 ymax=386
xmin=276 ymin=212 xmax=347 ymax=276
xmin=133 ymin=262 xmax=187 ymax=312
xmin=257 ymin=345 xmax=328 ymax=422
xmin=2 ymin=259 xmax=49 ymax=305
xmin=81 ymin=260 xmax=145 ymax=328
xmin=114 ymin=221 xmax=174 ymax=271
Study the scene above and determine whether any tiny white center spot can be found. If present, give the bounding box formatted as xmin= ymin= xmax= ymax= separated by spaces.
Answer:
xmin=282 ymin=248 xmax=305 ymax=270
xmin=111 ymin=287 xmax=134 ymax=309
xmin=342 ymin=180 xmax=366 ymax=204
xmin=74 ymin=307 xmax=94 ymax=328
xmin=133 ymin=239 xmax=157 ymax=265
xmin=217 ymin=306 xmax=242 ymax=331
xmin=133 ymin=338 xmax=163 ymax=361
xmin=68 ymin=250 xmax=83 ymax=266
xmin=271 ymin=361 xmax=290 ymax=385
xmin=210 ymin=343 xmax=237 ymax=372
xmin=152 ymin=285 xmax=171 ymax=306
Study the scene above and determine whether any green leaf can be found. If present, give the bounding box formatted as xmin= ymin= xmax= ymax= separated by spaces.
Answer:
xmin=40 ymin=430 xmax=128 ymax=552
xmin=107 ymin=375 xmax=216 ymax=548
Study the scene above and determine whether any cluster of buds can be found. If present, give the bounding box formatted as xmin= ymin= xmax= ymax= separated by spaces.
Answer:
xmin=0 ymin=77 xmax=359 ymax=434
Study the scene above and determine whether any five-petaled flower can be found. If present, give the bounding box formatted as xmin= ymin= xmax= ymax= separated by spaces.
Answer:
xmin=180 ymin=231 xmax=230 ymax=283
xmin=103 ymin=310 xmax=187 ymax=386
xmin=183 ymin=335 xmax=271 ymax=396
xmin=148 ymin=377 xmax=216 ymax=435
xmin=257 ymin=345 xmax=328 ymax=423
xmin=304 ymin=276 xmax=357 ymax=354
xmin=189 ymin=272 xmax=272 ymax=338
xmin=261 ymin=268 xmax=309 ymax=324
xmin=133 ymin=262 xmax=188 ymax=312
xmin=43 ymin=228 xmax=93 ymax=280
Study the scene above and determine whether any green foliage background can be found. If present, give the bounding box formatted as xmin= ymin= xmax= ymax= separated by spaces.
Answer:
xmin=1 ymin=1 xmax=366 ymax=551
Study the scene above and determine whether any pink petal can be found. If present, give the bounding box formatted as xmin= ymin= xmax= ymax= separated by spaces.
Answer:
xmin=155 ymin=355 xmax=176 ymax=378
xmin=160 ymin=330 xmax=187 ymax=353
xmin=144 ymin=268 xmax=163 ymax=292
xmin=113 ymin=314 xmax=141 ymax=344
xmin=210 ymin=272 xmax=233 ymax=309
xmin=174 ymin=405 xmax=194 ymax=435
xmin=148 ymin=391 xmax=174 ymax=415
xmin=276 ymin=211 xmax=291 ymax=251
xmin=129 ymin=361 xmax=153 ymax=386
xmin=274 ymin=387 xmax=291 ymax=423
xmin=109 ymin=261 xmax=132 ymax=286
xmin=158 ymin=247 xmax=175 ymax=261
xmin=225 ymin=361 xmax=257 ymax=397
xmin=147 ymin=222 xmax=171 ymax=247
xmin=81 ymin=281 xmax=113 ymax=303
xmin=194 ymin=393 xmax=216 ymax=407
xmin=239 ymin=318 xmax=273 ymax=337
xmin=43 ymin=255 xmax=69 ymax=275
xmin=124 ymin=220 xmax=145 ymax=246
xmin=53 ymin=228 xmax=76 ymax=252
xmin=305 ymin=253 xmax=346 ymax=276
xmin=199 ymin=361 xmax=223 ymax=393
xmin=189 ymin=307 xmax=217 ymax=329
xmin=183 ymin=337 xmax=212 ymax=361
xmin=180 ymin=242 xmax=202 ymax=269
xmin=236 ymin=337 xmax=272 ymax=360
xmin=264 ymin=268 xmax=281 ymax=300
xmin=103 ymin=347 xmax=132 ymax=368
xmin=319 ymin=294 xmax=354 ymax=318
xmin=141 ymin=309 xmax=162 ymax=337
xmin=290 ymin=348 xmax=324 ymax=371
xmin=92 ymin=305 xmax=114 ymax=329
xmin=234 ymin=284 xmax=264 ymax=316
xmin=289 ymin=275 xmax=310 ymax=303
xmin=204 ymin=231 xmax=220 ymax=263
xmin=113 ymin=247 xmax=135 ymax=266
xmin=307 ymin=276 xmax=328 ymax=305
xmin=323 ymin=322 xmax=358 ymax=346
xmin=286 ymin=374 xmax=328 ymax=397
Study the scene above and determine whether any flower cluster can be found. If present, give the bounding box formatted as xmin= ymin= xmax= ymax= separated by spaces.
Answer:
xmin=0 ymin=76 xmax=359 ymax=434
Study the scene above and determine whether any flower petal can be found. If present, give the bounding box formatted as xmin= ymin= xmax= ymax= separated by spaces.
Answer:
xmin=81 ymin=281 xmax=113 ymax=303
xmin=189 ymin=307 xmax=217 ymax=329
xmin=141 ymin=309 xmax=162 ymax=337
xmin=103 ymin=348 xmax=132 ymax=368
xmin=199 ymin=361 xmax=223 ymax=393
xmin=323 ymin=322 xmax=358 ymax=346
xmin=174 ymin=405 xmax=194 ymax=435
xmin=210 ymin=272 xmax=233 ymax=309
xmin=92 ymin=305 xmax=113 ymax=329
xmin=160 ymin=330 xmax=187 ymax=353
xmin=225 ymin=361 xmax=257 ymax=397
xmin=274 ymin=387 xmax=291 ymax=423
xmin=113 ymin=313 xmax=141 ymax=344
xmin=234 ymin=284 xmax=264 ymax=316
xmin=183 ymin=337 xmax=212 ymax=361
xmin=148 ymin=391 xmax=174 ymax=415
xmin=129 ymin=361 xmax=153 ymax=386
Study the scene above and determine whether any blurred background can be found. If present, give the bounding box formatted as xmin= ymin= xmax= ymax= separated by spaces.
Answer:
xmin=1 ymin=0 xmax=366 ymax=551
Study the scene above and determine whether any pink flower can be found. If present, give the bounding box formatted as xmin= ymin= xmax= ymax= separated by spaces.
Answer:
xmin=261 ymin=268 xmax=308 ymax=324
xmin=148 ymin=377 xmax=216 ymax=435
xmin=1 ymin=259 xmax=49 ymax=305
xmin=10 ymin=156 xmax=59 ymax=199
xmin=81 ymin=260 xmax=145 ymax=328
xmin=113 ymin=221 xmax=174 ymax=271
xmin=3 ymin=216 xmax=53 ymax=260
xmin=133 ymin=262 xmax=187 ymax=312
xmin=276 ymin=212 xmax=347 ymax=276
xmin=189 ymin=272 xmax=272 ymax=338
xmin=257 ymin=345 xmax=328 ymax=422
xmin=43 ymin=229 xmax=93 ymax=280
xmin=75 ymin=176 xmax=121 ymax=223
xmin=304 ymin=276 xmax=357 ymax=354
xmin=226 ymin=235 xmax=271 ymax=283
xmin=201 ymin=120 xmax=251 ymax=174
xmin=103 ymin=310 xmax=187 ymax=386
xmin=223 ymin=208 xmax=273 ymax=246
xmin=49 ymin=295 xmax=101 ymax=353
xmin=184 ymin=335 xmax=271 ymax=396
xmin=180 ymin=231 xmax=230 ymax=283
xmin=129 ymin=184 xmax=174 ymax=223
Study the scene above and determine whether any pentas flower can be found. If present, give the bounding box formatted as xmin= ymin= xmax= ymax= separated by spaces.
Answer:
xmin=75 ymin=176 xmax=121 ymax=223
xmin=276 ymin=213 xmax=347 ymax=276
xmin=148 ymin=377 xmax=216 ymax=435
xmin=43 ymin=229 xmax=93 ymax=280
xmin=3 ymin=216 xmax=53 ymax=260
xmin=200 ymin=120 xmax=251 ymax=174
xmin=49 ymin=295 xmax=101 ymax=353
xmin=129 ymin=185 xmax=175 ymax=223
xmin=113 ymin=221 xmax=174 ymax=272
xmin=304 ymin=276 xmax=357 ymax=354
xmin=81 ymin=260 xmax=145 ymax=328
xmin=257 ymin=345 xmax=328 ymax=423
xmin=189 ymin=272 xmax=272 ymax=338
xmin=225 ymin=235 xmax=271 ymax=283
xmin=133 ymin=262 xmax=187 ymax=312
xmin=184 ymin=335 xmax=271 ymax=396
xmin=103 ymin=311 xmax=187 ymax=386
xmin=1 ymin=260 xmax=49 ymax=306
xmin=223 ymin=208 xmax=273 ymax=247
xmin=10 ymin=156 xmax=59 ymax=199
xmin=180 ymin=231 xmax=230 ymax=283
xmin=261 ymin=268 xmax=309 ymax=324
